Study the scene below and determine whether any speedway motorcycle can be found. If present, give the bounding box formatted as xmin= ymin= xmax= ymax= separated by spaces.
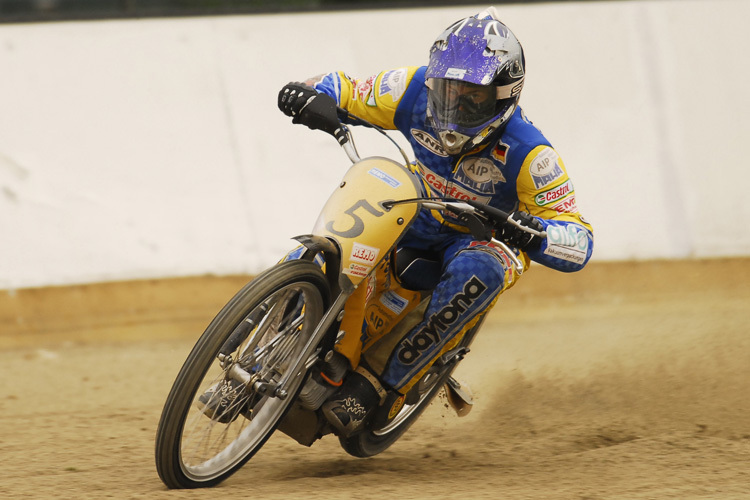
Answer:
xmin=154 ymin=111 xmax=545 ymax=489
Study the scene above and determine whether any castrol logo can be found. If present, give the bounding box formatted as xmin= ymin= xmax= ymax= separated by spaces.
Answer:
xmin=535 ymin=180 xmax=573 ymax=206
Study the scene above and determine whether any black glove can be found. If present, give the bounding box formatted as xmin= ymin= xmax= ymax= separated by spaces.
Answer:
xmin=278 ymin=82 xmax=341 ymax=137
xmin=278 ymin=82 xmax=316 ymax=120
xmin=498 ymin=211 xmax=544 ymax=251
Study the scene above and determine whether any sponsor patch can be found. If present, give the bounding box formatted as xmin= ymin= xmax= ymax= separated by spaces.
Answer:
xmin=454 ymin=157 xmax=505 ymax=194
xmin=543 ymin=225 xmax=589 ymax=264
xmin=344 ymin=262 xmax=371 ymax=278
xmin=551 ymin=195 xmax=578 ymax=214
xmin=445 ymin=67 xmax=467 ymax=80
xmin=535 ymin=180 xmax=573 ymax=206
xmin=468 ymin=240 xmax=514 ymax=271
xmin=365 ymin=274 xmax=376 ymax=303
xmin=378 ymin=68 xmax=408 ymax=101
xmin=529 ymin=148 xmax=564 ymax=189
xmin=379 ymin=290 xmax=409 ymax=315
xmin=356 ymin=75 xmax=376 ymax=105
xmin=419 ymin=164 xmax=491 ymax=203
xmin=411 ymin=129 xmax=448 ymax=157
xmin=368 ymin=168 xmax=401 ymax=188
xmin=491 ymin=141 xmax=510 ymax=164
xmin=388 ymin=395 xmax=406 ymax=419
xmin=368 ymin=309 xmax=386 ymax=333
xmin=351 ymin=242 xmax=380 ymax=267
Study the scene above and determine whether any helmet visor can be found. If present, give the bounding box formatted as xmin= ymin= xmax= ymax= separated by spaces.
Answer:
xmin=426 ymin=79 xmax=502 ymax=129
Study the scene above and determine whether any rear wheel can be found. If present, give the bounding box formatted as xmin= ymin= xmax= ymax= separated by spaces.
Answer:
xmin=155 ymin=261 xmax=329 ymax=488
xmin=339 ymin=322 xmax=482 ymax=458
xmin=339 ymin=363 xmax=454 ymax=458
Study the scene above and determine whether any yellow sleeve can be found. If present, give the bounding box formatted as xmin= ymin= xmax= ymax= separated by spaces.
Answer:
xmin=516 ymin=145 xmax=593 ymax=232
xmin=333 ymin=67 xmax=422 ymax=130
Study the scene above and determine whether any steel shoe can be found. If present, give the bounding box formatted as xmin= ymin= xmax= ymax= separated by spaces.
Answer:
xmin=322 ymin=368 xmax=384 ymax=437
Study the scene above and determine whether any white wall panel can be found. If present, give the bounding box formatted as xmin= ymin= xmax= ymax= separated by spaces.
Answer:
xmin=0 ymin=1 xmax=747 ymax=289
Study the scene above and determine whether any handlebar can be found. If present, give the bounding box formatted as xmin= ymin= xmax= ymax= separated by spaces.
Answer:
xmin=338 ymin=125 xmax=360 ymax=163
xmin=335 ymin=108 xmax=412 ymax=166
xmin=421 ymin=200 xmax=529 ymax=273
xmin=321 ymin=109 xmax=546 ymax=274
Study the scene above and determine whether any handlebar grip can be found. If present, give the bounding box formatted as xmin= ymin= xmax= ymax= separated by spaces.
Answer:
xmin=333 ymin=124 xmax=348 ymax=145
xmin=297 ymin=93 xmax=341 ymax=136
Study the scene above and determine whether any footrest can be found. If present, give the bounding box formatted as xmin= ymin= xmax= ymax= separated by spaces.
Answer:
xmin=443 ymin=376 xmax=473 ymax=417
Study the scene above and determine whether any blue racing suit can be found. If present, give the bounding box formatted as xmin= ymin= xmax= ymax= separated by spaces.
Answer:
xmin=301 ymin=66 xmax=594 ymax=394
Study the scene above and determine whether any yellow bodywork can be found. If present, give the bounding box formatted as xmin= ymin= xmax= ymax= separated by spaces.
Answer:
xmin=311 ymin=157 xmax=422 ymax=368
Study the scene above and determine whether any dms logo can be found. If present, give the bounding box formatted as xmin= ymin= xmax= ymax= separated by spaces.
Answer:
xmin=397 ymin=276 xmax=487 ymax=364
xmin=411 ymin=129 xmax=448 ymax=157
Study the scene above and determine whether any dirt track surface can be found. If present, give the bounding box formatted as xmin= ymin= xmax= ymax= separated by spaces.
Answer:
xmin=2 ymin=259 xmax=749 ymax=499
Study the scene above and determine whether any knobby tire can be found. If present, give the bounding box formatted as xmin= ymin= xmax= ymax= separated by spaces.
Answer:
xmin=155 ymin=260 xmax=329 ymax=489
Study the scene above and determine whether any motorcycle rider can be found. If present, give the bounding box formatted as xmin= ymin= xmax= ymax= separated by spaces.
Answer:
xmin=277 ymin=7 xmax=594 ymax=437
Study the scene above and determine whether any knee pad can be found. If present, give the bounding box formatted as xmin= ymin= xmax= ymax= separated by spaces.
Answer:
xmin=444 ymin=247 xmax=507 ymax=293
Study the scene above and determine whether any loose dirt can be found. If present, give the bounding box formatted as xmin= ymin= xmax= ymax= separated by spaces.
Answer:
xmin=1 ymin=259 xmax=748 ymax=499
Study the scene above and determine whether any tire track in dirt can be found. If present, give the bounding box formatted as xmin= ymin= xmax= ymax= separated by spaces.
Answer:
xmin=1 ymin=259 xmax=749 ymax=499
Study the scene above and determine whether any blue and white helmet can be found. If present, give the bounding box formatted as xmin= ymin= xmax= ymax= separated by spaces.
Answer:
xmin=425 ymin=8 xmax=525 ymax=155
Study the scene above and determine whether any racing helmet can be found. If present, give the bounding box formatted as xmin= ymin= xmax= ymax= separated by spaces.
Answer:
xmin=425 ymin=8 xmax=525 ymax=155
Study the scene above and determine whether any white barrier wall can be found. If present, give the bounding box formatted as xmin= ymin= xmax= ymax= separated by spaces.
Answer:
xmin=1 ymin=0 xmax=748 ymax=290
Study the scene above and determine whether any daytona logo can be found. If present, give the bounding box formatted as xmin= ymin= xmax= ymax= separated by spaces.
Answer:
xmin=397 ymin=276 xmax=487 ymax=365
xmin=535 ymin=180 xmax=573 ymax=206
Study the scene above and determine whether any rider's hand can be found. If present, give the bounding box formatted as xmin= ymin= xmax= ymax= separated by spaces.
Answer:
xmin=278 ymin=82 xmax=317 ymax=121
xmin=498 ymin=211 xmax=544 ymax=251
xmin=278 ymin=82 xmax=341 ymax=137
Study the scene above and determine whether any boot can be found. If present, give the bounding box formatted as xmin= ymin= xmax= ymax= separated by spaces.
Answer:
xmin=322 ymin=367 xmax=385 ymax=437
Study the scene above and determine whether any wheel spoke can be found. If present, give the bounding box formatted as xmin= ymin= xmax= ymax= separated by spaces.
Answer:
xmin=155 ymin=261 xmax=329 ymax=488
xmin=177 ymin=280 xmax=323 ymax=478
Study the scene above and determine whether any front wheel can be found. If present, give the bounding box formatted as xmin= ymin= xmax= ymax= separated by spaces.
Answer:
xmin=155 ymin=260 xmax=329 ymax=489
